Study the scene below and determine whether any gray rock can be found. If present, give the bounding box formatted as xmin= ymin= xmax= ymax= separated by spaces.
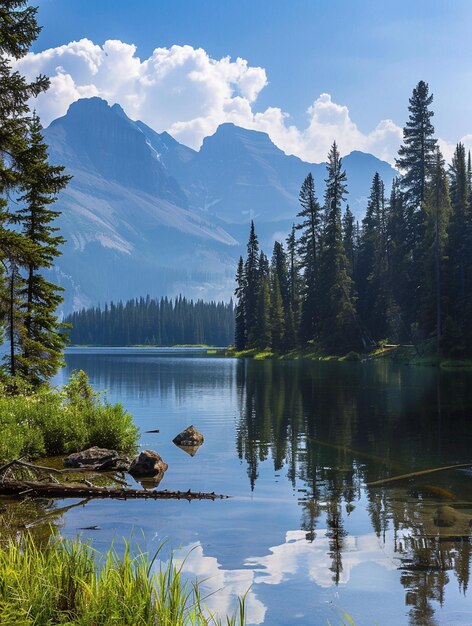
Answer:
xmin=129 ymin=450 xmax=168 ymax=477
xmin=64 ymin=446 xmax=129 ymax=470
xmin=172 ymin=425 xmax=204 ymax=447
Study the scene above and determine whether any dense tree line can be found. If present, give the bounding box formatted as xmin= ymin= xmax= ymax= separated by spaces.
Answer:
xmin=66 ymin=296 xmax=235 ymax=346
xmin=235 ymin=81 xmax=472 ymax=356
xmin=0 ymin=1 xmax=69 ymax=386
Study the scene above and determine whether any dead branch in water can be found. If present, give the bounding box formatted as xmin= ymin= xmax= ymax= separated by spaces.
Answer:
xmin=0 ymin=479 xmax=227 ymax=501
xmin=367 ymin=462 xmax=472 ymax=487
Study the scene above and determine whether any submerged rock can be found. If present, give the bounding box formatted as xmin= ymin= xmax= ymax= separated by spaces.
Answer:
xmin=433 ymin=505 xmax=457 ymax=527
xmin=129 ymin=450 xmax=168 ymax=477
xmin=64 ymin=447 xmax=129 ymax=471
xmin=172 ymin=425 xmax=204 ymax=447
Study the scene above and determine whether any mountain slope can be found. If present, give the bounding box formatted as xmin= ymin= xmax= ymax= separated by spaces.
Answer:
xmin=44 ymin=98 xmax=397 ymax=312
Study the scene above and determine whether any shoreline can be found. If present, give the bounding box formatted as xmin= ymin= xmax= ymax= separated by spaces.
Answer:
xmin=64 ymin=344 xmax=472 ymax=369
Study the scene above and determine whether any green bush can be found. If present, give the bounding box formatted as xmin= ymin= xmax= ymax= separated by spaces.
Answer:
xmin=0 ymin=370 xmax=138 ymax=462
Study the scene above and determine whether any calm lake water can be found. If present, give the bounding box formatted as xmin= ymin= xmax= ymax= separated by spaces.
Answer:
xmin=48 ymin=349 xmax=472 ymax=625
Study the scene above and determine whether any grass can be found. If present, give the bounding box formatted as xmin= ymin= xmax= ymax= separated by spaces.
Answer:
xmin=0 ymin=370 xmax=139 ymax=463
xmin=0 ymin=534 xmax=247 ymax=625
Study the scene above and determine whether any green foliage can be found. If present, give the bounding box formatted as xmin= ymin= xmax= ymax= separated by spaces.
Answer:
xmin=0 ymin=370 xmax=138 ymax=462
xmin=0 ymin=534 xmax=247 ymax=625
xmin=0 ymin=1 xmax=69 ymax=386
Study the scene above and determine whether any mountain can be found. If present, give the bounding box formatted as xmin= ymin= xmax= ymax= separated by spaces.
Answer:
xmin=43 ymin=98 xmax=397 ymax=312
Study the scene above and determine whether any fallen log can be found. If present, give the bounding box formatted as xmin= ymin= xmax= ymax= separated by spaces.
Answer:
xmin=367 ymin=462 xmax=472 ymax=487
xmin=0 ymin=479 xmax=228 ymax=501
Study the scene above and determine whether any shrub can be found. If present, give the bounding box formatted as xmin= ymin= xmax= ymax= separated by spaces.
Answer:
xmin=0 ymin=371 xmax=138 ymax=462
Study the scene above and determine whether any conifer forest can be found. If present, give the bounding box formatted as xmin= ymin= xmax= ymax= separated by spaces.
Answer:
xmin=235 ymin=81 xmax=472 ymax=357
xmin=66 ymin=297 xmax=235 ymax=346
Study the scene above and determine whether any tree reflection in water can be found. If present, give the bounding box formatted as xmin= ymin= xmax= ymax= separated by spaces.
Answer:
xmin=235 ymin=358 xmax=472 ymax=625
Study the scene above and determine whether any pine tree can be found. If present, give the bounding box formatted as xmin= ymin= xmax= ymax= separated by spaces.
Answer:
xmin=342 ymin=205 xmax=355 ymax=275
xmin=396 ymin=81 xmax=437 ymax=212
xmin=286 ymin=224 xmax=300 ymax=347
xmin=318 ymin=142 xmax=358 ymax=352
xmin=270 ymin=272 xmax=285 ymax=352
xmin=394 ymin=82 xmax=437 ymax=338
xmin=14 ymin=113 xmax=70 ymax=384
xmin=443 ymin=143 xmax=471 ymax=353
xmin=255 ymin=252 xmax=271 ymax=349
xmin=296 ymin=173 xmax=322 ymax=343
xmin=355 ymin=173 xmax=389 ymax=340
xmin=420 ymin=148 xmax=450 ymax=351
xmin=271 ymin=241 xmax=294 ymax=350
xmin=0 ymin=2 xmax=57 ymax=381
xmin=386 ymin=179 xmax=414 ymax=340
xmin=234 ymin=256 xmax=246 ymax=350
xmin=244 ymin=221 xmax=260 ymax=348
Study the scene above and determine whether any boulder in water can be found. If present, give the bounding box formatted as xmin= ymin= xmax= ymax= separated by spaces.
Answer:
xmin=129 ymin=450 xmax=168 ymax=477
xmin=172 ymin=425 xmax=204 ymax=447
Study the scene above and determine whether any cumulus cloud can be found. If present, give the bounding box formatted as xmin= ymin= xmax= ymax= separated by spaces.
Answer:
xmin=15 ymin=38 xmax=467 ymax=165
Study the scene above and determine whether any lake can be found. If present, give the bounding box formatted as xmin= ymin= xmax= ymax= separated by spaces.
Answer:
xmin=48 ymin=348 xmax=472 ymax=625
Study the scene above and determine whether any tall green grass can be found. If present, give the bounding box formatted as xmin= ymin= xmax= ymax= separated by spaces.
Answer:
xmin=0 ymin=534 xmax=246 ymax=625
xmin=0 ymin=370 xmax=138 ymax=462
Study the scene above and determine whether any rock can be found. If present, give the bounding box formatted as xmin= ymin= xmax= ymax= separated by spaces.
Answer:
xmin=64 ymin=447 xmax=129 ymax=471
xmin=129 ymin=450 xmax=168 ymax=477
xmin=433 ymin=505 xmax=457 ymax=527
xmin=172 ymin=425 xmax=204 ymax=447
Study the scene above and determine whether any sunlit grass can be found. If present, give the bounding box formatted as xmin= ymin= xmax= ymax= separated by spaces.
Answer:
xmin=0 ymin=534 xmax=247 ymax=625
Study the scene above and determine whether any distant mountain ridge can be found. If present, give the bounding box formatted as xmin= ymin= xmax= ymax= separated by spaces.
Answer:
xmin=43 ymin=97 xmax=397 ymax=312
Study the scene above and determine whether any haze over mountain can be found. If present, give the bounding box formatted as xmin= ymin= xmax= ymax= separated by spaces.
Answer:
xmin=44 ymin=97 xmax=397 ymax=312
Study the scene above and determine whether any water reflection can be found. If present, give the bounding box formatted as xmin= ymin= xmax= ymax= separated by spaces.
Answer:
xmin=235 ymin=359 xmax=472 ymax=624
xmin=52 ymin=352 xmax=472 ymax=625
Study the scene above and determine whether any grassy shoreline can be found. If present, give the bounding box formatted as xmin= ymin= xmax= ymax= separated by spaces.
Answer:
xmin=222 ymin=345 xmax=472 ymax=368
xmin=0 ymin=534 xmax=246 ymax=625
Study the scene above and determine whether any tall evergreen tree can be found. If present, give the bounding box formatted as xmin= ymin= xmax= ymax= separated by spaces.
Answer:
xmin=14 ymin=114 xmax=70 ymax=384
xmin=255 ymin=252 xmax=271 ymax=349
xmin=342 ymin=205 xmax=355 ymax=276
xmin=271 ymin=241 xmax=294 ymax=350
xmin=270 ymin=272 xmax=285 ymax=352
xmin=395 ymin=81 xmax=437 ymax=331
xmin=296 ymin=173 xmax=322 ymax=343
xmin=234 ymin=256 xmax=246 ymax=350
xmin=420 ymin=148 xmax=450 ymax=351
xmin=286 ymin=224 xmax=300 ymax=345
xmin=355 ymin=173 xmax=388 ymax=340
xmin=318 ymin=142 xmax=358 ymax=352
xmin=443 ymin=143 xmax=472 ymax=353
xmin=0 ymin=1 xmax=70 ymax=383
xmin=396 ymin=81 xmax=437 ymax=212
xmin=244 ymin=221 xmax=260 ymax=347
xmin=386 ymin=179 xmax=415 ymax=340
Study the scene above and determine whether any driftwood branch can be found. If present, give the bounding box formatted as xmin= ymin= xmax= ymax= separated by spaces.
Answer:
xmin=367 ymin=462 xmax=472 ymax=487
xmin=0 ymin=479 xmax=227 ymax=500
xmin=1 ymin=459 xmax=122 ymax=475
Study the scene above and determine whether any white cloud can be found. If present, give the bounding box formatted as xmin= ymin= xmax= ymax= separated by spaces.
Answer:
xmin=14 ymin=38 xmax=468 ymax=165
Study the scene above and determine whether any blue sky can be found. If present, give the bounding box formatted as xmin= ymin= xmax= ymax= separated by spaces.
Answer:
xmin=23 ymin=0 xmax=472 ymax=163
